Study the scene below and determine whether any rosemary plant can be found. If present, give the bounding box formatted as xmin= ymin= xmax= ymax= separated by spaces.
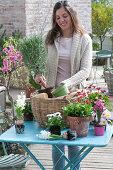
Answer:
xmin=18 ymin=34 xmax=47 ymax=75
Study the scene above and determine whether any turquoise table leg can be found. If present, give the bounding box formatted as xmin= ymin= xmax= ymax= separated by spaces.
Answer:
xmin=61 ymin=146 xmax=94 ymax=170
xmin=63 ymin=146 xmax=87 ymax=170
xmin=53 ymin=145 xmax=71 ymax=165
xmin=20 ymin=143 xmax=45 ymax=170
xmin=21 ymin=143 xmax=94 ymax=170
xmin=70 ymin=146 xmax=94 ymax=170
xmin=53 ymin=146 xmax=88 ymax=170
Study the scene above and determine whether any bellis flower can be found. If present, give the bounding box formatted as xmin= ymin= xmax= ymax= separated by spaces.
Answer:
xmin=77 ymin=84 xmax=110 ymax=107
xmin=46 ymin=112 xmax=66 ymax=130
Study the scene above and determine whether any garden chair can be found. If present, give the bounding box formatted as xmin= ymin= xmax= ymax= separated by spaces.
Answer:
xmin=95 ymin=50 xmax=113 ymax=68
xmin=93 ymin=50 xmax=113 ymax=84
xmin=0 ymin=118 xmax=30 ymax=170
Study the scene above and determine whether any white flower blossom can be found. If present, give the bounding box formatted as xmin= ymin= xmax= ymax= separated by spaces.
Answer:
xmin=15 ymin=92 xmax=26 ymax=119
xmin=16 ymin=92 xmax=26 ymax=110
xmin=36 ymin=130 xmax=51 ymax=140
xmin=47 ymin=113 xmax=54 ymax=117
xmin=47 ymin=112 xmax=62 ymax=119
xmin=54 ymin=112 xmax=62 ymax=118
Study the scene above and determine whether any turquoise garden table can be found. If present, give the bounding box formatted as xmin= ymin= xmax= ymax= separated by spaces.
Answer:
xmin=0 ymin=121 xmax=113 ymax=170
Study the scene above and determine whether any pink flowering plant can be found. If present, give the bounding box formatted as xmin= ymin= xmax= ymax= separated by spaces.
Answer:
xmin=94 ymin=99 xmax=105 ymax=122
xmin=62 ymin=84 xmax=113 ymax=127
xmin=77 ymin=84 xmax=110 ymax=107
xmin=92 ymin=99 xmax=113 ymax=126
xmin=2 ymin=47 xmax=23 ymax=72
xmin=76 ymin=84 xmax=113 ymax=126
xmin=0 ymin=37 xmax=24 ymax=115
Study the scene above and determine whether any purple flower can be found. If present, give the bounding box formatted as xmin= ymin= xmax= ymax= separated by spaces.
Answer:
xmin=13 ymin=61 xmax=17 ymax=66
xmin=16 ymin=51 xmax=20 ymax=55
xmin=2 ymin=59 xmax=9 ymax=72
xmin=3 ymin=47 xmax=8 ymax=53
xmin=17 ymin=55 xmax=22 ymax=61
xmin=10 ymin=46 xmax=14 ymax=51
xmin=3 ymin=59 xmax=8 ymax=66
xmin=94 ymin=99 xmax=106 ymax=123
xmin=2 ymin=67 xmax=8 ymax=72
xmin=9 ymin=56 xmax=16 ymax=62
xmin=21 ymin=62 xmax=24 ymax=66
xmin=7 ymin=68 xmax=11 ymax=73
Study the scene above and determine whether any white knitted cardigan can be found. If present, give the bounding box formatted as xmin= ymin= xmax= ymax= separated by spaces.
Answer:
xmin=45 ymin=32 xmax=92 ymax=90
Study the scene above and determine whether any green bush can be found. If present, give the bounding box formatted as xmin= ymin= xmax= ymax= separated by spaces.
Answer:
xmin=92 ymin=40 xmax=100 ymax=51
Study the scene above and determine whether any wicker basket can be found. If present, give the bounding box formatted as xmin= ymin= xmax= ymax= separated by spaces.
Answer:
xmin=104 ymin=70 xmax=113 ymax=94
xmin=30 ymin=92 xmax=71 ymax=128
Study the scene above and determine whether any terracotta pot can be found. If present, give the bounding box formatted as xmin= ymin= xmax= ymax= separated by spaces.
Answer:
xmin=26 ymin=87 xmax=34 ymax=98
xmin=49 ymin=125 xmax=61 ymax=135
xmin=67 ymin=116 xmax=92 ymax=137
xmin=94 ymin=126 xmax=105 ymax=136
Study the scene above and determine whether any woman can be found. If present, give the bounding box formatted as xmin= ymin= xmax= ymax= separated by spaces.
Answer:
xmin=35 ymin=1 xmax=92 ymax=169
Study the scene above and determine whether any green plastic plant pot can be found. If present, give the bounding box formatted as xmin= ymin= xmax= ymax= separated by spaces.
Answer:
xmin=51 ymin=84 xmax=69 ymax=97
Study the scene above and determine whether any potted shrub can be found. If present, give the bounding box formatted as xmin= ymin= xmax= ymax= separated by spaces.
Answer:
xmin=18 ymin=34 xmax=47 ymax=95
xmin=45 ymin=112 xmax=66 ymax=135
xmin=15 ymin=92 xmax=26 ymax=134
xmin=22 ymin=103 xmax=34 ymax=121
xmin=25 ymin=73 xmax=41 ymax=98
xmin=63 ymin=102 xmax=93 ymax=137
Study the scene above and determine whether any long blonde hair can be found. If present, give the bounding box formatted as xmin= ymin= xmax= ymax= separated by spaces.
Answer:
xmin=45 ymin=0 xmax=86 ymax=45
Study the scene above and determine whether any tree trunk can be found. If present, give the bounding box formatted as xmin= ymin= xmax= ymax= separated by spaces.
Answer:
xmin=2 ymin=72 xmax=15 ymax=118
xmin=99 ymin=36 xmax=103 ymax=50
xmin=6 ymin=86 xmax=15 ymax=117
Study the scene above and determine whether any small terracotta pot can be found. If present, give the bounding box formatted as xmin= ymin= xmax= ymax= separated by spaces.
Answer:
xmin=94 ymin=126 xmax=105 ymax=136
xmin=26 ymin=87 xmax=34 ymax=98
xmin=67 ymin=116 xmax=92 ymax=137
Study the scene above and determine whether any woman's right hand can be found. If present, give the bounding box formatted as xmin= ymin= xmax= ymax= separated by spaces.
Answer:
xmin=35 ymin=75 xmax=46 ymax=88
